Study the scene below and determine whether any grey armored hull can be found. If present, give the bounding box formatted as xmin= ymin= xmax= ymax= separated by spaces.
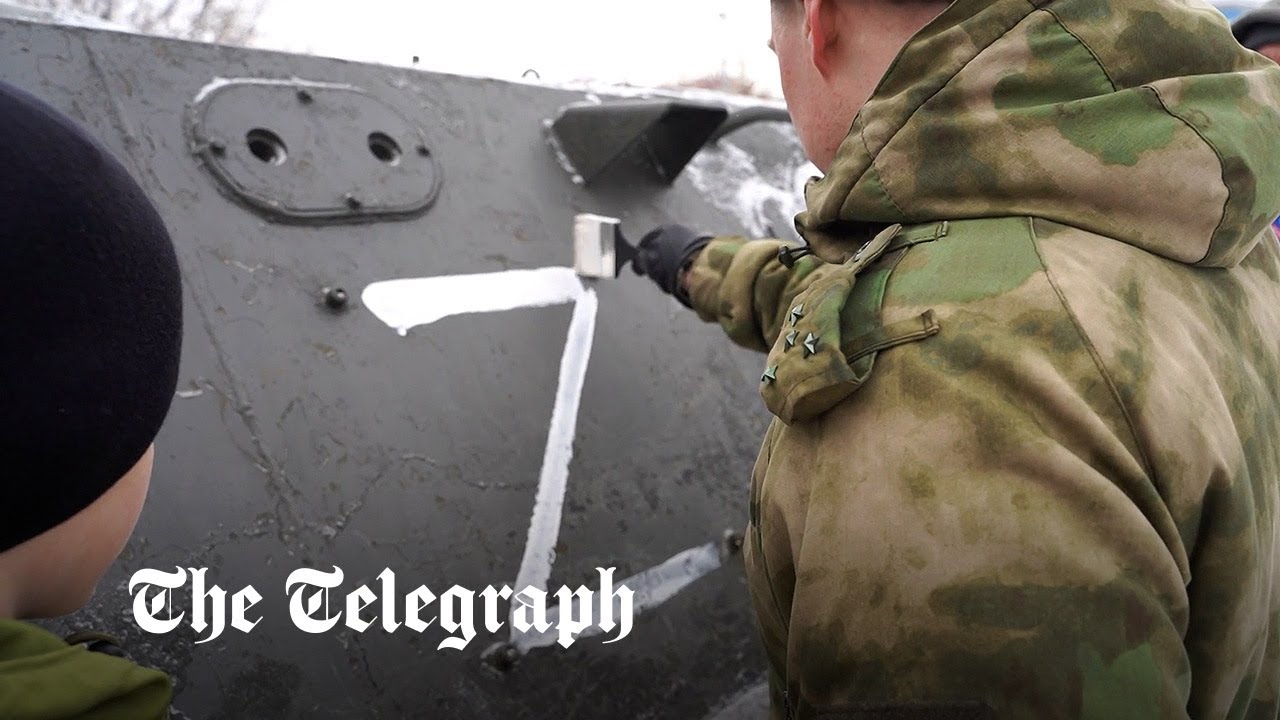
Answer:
xmin=0 ymin=13 xmax=810 ymax=719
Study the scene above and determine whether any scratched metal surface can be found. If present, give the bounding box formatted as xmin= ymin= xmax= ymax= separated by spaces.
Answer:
xmin=0 ymin=16 xmax=810 ymax=720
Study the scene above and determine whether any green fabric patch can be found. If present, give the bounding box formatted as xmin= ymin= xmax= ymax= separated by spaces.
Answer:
xmin=1080 ymin=644 xmax=1163 ymax=720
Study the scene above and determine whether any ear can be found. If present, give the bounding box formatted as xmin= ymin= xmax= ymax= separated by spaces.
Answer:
xmin=803 ymin=0 xmax=839 ymax=78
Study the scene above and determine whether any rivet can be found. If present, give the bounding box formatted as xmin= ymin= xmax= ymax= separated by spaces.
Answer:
xmin=785 ymin=330 xmax=798 ymax=348
xmin=322 ymin=287 xmax=349 ymax=311
xmin=209 ymin=139 xmax=226 ymax=156
xmin=761 ymin=365 xmax=778 ymax=384
xmin=344 ymin=194 xmax=363 ymax=210
xmin=296 ymin=89 xmax=313 ymax=104
xmin=481 ymin=641 xmax=521 ymax=673
xmin=722 ymin=529 xmax=743 ymax=556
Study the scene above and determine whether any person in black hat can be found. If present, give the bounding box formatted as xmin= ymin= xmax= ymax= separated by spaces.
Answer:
xmin=1234 ymin=0 xmax=1280 ymax=63
xmin=1233 ymin=1 xmax=1280 ymax=236
xmin=0 ymin=79 xmax=183 ymax=719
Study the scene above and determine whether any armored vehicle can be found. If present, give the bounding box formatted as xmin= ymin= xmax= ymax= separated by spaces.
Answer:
xmin=0 ymin=5 xmax=808 ymax=718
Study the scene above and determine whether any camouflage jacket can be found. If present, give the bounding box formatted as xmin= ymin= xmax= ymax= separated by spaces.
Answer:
xmin=0 ymin=619 xmax=172 ymax=719
xmin=685 ymin=0 xmax=1280 ymax=718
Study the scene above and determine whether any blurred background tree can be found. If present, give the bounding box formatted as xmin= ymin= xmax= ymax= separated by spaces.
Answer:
xmin=8 ymin=0 xmax=264 ymax=44
xmin=668 ymin=70 xmax=777 ymax=99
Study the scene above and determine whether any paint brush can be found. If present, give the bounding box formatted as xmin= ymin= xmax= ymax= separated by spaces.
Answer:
xmin=573 ymin=213 xmax=638 ymax=279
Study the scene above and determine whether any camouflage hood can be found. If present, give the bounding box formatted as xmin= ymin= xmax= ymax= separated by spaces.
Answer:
xmin=797 ymin=0 xmax=1280 ymax=268
xmin=0 ymin=619 xmax=171 ymax=719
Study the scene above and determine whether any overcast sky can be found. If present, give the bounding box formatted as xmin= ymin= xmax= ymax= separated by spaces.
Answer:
xmin=253 ymin=0 xmax=783 ymax=96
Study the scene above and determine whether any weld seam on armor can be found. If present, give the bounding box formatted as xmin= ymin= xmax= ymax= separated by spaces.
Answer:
xmin=1027 ymin=216 xmax=1159 ymax=482
xmin=1146 ymin=84 xmax=1232 ymax=267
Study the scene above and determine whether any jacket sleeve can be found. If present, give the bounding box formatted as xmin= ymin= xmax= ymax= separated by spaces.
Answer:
xmin=685 ymin=237 xmax=831 ymax=353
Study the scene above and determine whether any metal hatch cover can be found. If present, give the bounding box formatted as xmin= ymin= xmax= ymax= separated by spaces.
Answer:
xmin=547 ymin=98 xmax=729 ymax=187
xmin=188 ymin=78 xmax=442 ymax=223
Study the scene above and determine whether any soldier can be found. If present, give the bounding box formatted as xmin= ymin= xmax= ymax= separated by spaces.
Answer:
xmin=635 ymin=0 xmax=1280 ymax=718
xmin=0 ymin=80 xmax=183 ymax=718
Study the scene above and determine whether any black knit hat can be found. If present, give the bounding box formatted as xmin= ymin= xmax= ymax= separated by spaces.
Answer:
xmin=0 ymin=80 xmax=183 ymax=553
xmin=1233 ymin=1 xmax=1280 ymax=51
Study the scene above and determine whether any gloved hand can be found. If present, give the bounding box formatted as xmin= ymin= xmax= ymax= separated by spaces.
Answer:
xmin=632 ymin=224 xmax=712 ymax=308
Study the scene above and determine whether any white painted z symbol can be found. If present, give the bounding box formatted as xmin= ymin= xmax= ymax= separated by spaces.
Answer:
xmin=363 ymin=267 xmax=725 ymax=654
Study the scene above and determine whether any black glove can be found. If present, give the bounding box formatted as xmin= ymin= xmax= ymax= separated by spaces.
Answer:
xmin=633 ymin=224 xmax=712 ymax=308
